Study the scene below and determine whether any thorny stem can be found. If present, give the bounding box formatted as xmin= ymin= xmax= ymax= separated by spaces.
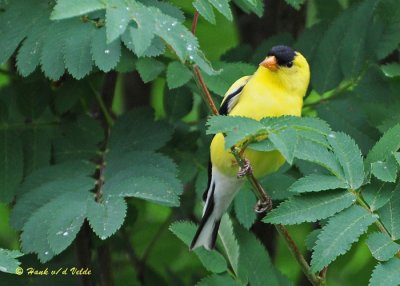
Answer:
xmin=190 ymin=10 xmax=323 ymax=286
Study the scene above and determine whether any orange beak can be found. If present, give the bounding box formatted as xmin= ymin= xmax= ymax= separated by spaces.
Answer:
xmin=260 ymin=56 xmax=278 ymax=71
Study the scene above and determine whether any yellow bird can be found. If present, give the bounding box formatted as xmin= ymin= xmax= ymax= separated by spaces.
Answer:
xmin=190 ymin=45 xmax=310 ymax=250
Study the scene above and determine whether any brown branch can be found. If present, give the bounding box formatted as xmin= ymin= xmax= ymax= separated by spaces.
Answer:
xmin=191 ymin=11 xmax=199 ymax=34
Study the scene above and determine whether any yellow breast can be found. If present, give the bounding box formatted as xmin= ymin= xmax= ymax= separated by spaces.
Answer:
xmin=210 ymin=69 xmax=303 ymax=178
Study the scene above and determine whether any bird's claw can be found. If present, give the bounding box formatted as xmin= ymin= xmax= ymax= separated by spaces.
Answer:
xmin=237 ymin=159 xmax=252 ymax=178
xmin=255 ymin=198 xmax=272 ymax=214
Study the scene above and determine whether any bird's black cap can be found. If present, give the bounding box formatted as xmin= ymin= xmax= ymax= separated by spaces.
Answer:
xmin=267 ymin=45 xmax=296 ymax=66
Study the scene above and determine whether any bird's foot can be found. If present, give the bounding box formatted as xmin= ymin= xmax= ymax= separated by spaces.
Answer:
xmin=255 ymin=198 xmax=272 ymax=214
xmin=237 ymin=159 xmax=252 ymax=178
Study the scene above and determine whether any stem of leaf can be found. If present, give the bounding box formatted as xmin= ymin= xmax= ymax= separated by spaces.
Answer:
xmin=190 ymin=10 xmax=322 ymax=286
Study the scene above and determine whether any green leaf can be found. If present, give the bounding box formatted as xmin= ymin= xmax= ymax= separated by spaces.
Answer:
xmin=11 ymin=166 xmax=96 ymax=230
xmin=40 ymin=21 xmax=68 ymax=80
xmin=381 ymin=63 xmax=400 ymax=78
xmin=193 ymin=0 xmax=216 ymax=24
xmin=0 ymin=249 xmax=23 ymax=274
xmin=262 ymin=116 xmax=332 ymax=136
xmin=0 ymin=129 xmax=23 ymax=203
xmin=166 ymin=61 xmax=192 ymax=89
xmin=169 ymin=221 xmax=228 ymax=273
xmin=51 ymin=0 xmax=106 ymax=20
xmin=311 ymin=6 xmax=353 ymax=93
xmin=395 ymin=152 xmax=400 ymax=166
xmin=108 ymin=107 xmax=173 ymax=155
xmin=15 ymin=82 xmax=50 ymax=119
xmin=91 ymin=27 xmax=121 ymax=72
xmin=305 ymin=229 xmax=322 ymax=251
xmin=369 ymin=257 xmax=400 ymax=286
xmin=269 ymin=129 xmax=297 ymax=164
xmin=125 ymin=22 xmax=155 ymax=57
xmin=264 ymin=190 xmax=356 ymax=225
xmin=64 ymin=21 xmax=95 ymax=79
xmin=378 ymin=190 xmax=400 ymax=240
xmin=294 ymin=140 xmax=345 ymax=179
xmin=339 ymin=0 xmax=379 ymax=78
xmin=164 ymin=86 xmax=193 ymax=120
xmin=261 ymin=173 xmax=296 ymax=200
xmin=218 ymin=215 xmax=240 ymax=275
xmin=236 ymin=224 xmax=278 ymax=286
xmin=209 ymin=0 xmax=232 ymax=21
xmin=289 ymin=174 xmax=348 ymax=193
xmin=206 ymin=115 xmax=265 ymax=148
xmin=203 ymin=62 xmax=255 ymax=96
xmin=0 ymin=0 xmax=45 ymax=64
xmin=196 ymin=274 xmax=243 ymax=286
xmin=367 ymin=232 xmax=400 ymax=261
xmin=363 ymin=179 xmax=396 ymax=212
xmin=284 ymin=0 xmax=305 ymax=10
xmin=371 ymin=157 xmax=398 ymax=183
xmin=53 ymin=115 xmax=103 ymax=162
xmin=366 ymin=124 xmax=400 ymax=173
xmin=136 ymin=58 xmax=165 ymax=83
xmin=234 ymin=190 xmax=257 ymax=229
xmin=47 ymin=191 xmax=89 ymax=255
xmin=311 ymin=205 xmax=377 ymax=272
xmin=105 ymin=0 xmax=131 ymax=43
xmin=327 ymin=132 xmax=364 ymax=189
xmin=87 ymin=196 xmax=127 ymax=240
xmin=16 ymin=16 xmax=50 ymax=77
xmin=234 ymin=0 xmax=264 ymax=17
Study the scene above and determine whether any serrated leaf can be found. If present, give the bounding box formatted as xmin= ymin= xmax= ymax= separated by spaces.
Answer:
xmin=369 ymin=257 xmax=400 ymax=286
xmin=126 ymin=22 xmax=155 ymax=57
xmin=264 ymin=190 xmax=356 ymax=225
xmin=367 ymin=232 xmax=400 ymax=261
xmin=51 ymin=0 xmax=106 ymax=20
xmin=311 ymin=6 xmax=353 ymax=93
xmin=136 ymin=58 xmax=165 ymax=83
xmin=236 ymin=224 xmax=278 ymax=286
xmin=371 ymin=157 xmax=398 ymax=183
xmin=64 ymin=21 xmax=95 ymax=79
xmin=0 ymin=0 xmax=45 ymax=64
xmin=196 ymin=274 xmax=243 ymax=286
xmin=339 ymin=0 xmax=379 ymax=78
xmin=166 ymin=61 xmax=192 ymax=89
xmin=381 ymin=63 xmax=400 ymax=78
xmin=206 ymin=115 xmax=265 ymax=148
xmin=363 ymin=180 xmax=396 ymax=212
xmin=15 ymin=82 xmax=50 ymax=119
xmin=218 ymin=214 xmax=239 ymax=275
xmin=11 ymin=174 xmax=96 ymax=230
xmin=327 ymin=132 xmax=364 ymax=189
xmin=0 ymin=249 xmax=23 ymax=274
xmin=262 ymin=116 xmax=332 ymax=136
xmin=193 ymin=0 xmax=216 ymax=24
xmin=289 ymin=174 xmax=348 ymax=193
xmin=378 ymin=190 xmax=400 ymax=240
xmin=394 ymin=152 xmax=400 ymax=166
xmin=209 ymin=0 xmax=232 ymax=21
xmin=169 ymin=221 xmax=228 ymax=273
xmin=261 ymin=173 xmax=296 ymax=200
xmin=294 ymin=140 xmax=345 ymax=179
xmin=47 ymin=191 xmax=89 ymax=255
xmin=234 ymin=0 xmax=264 ymax=17
xmin=203 ymin=62 xmax=255 ymax=96
xmin=311 ymin=205 xmax=377 ymax=272
xmin=269 ymin=129 xmax=297 ymax=164
xmin=0 ymin=129 xmax=23 ymax=203
xmin=375 ymin=19 xmax=400 ymax=60
xmin=305 ymin=229 xmax=322 ymax=251
xmin=108 ymin=108 xmax=172 ymax=155
xmin=87 ymin=196 xmax=127 ymax=240
xmin=164 ymin=86 xmax=193 ymax=120
xmin=234 ymin=190 xmax=257 ymax=229
xmin=40 ymin=20 xmax=68 ymax=80
xmin=16 ymin=16 xmax=50 ymax=77
xmin=285 ymin=0 xmax=305 ymax=10
xmin=366 ymin=124 xmax=400 ymax=173
xmin=105 ymin=0 xmax=131 ymax=42
xmin=91 ymin=27 xmax=121 ymax=72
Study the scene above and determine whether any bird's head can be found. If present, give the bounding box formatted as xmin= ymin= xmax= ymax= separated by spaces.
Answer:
xmin=259 ymin=45 xmax=310 ymax=97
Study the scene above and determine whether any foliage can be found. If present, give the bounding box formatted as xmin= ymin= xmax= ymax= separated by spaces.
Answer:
xmin=0 ymin=0 xmax=400 ymax=285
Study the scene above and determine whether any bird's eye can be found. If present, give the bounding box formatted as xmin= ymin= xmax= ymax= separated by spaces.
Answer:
xmin=286 ymin=62 xmax=293 ymax=68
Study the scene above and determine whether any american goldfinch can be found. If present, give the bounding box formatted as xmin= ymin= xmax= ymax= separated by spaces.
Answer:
xmin=190 ymin=45 xmax=310 ymax=250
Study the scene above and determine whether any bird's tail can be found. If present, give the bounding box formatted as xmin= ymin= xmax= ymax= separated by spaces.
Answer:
xmin=190 ymin=167 xmax=243 ymax=250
